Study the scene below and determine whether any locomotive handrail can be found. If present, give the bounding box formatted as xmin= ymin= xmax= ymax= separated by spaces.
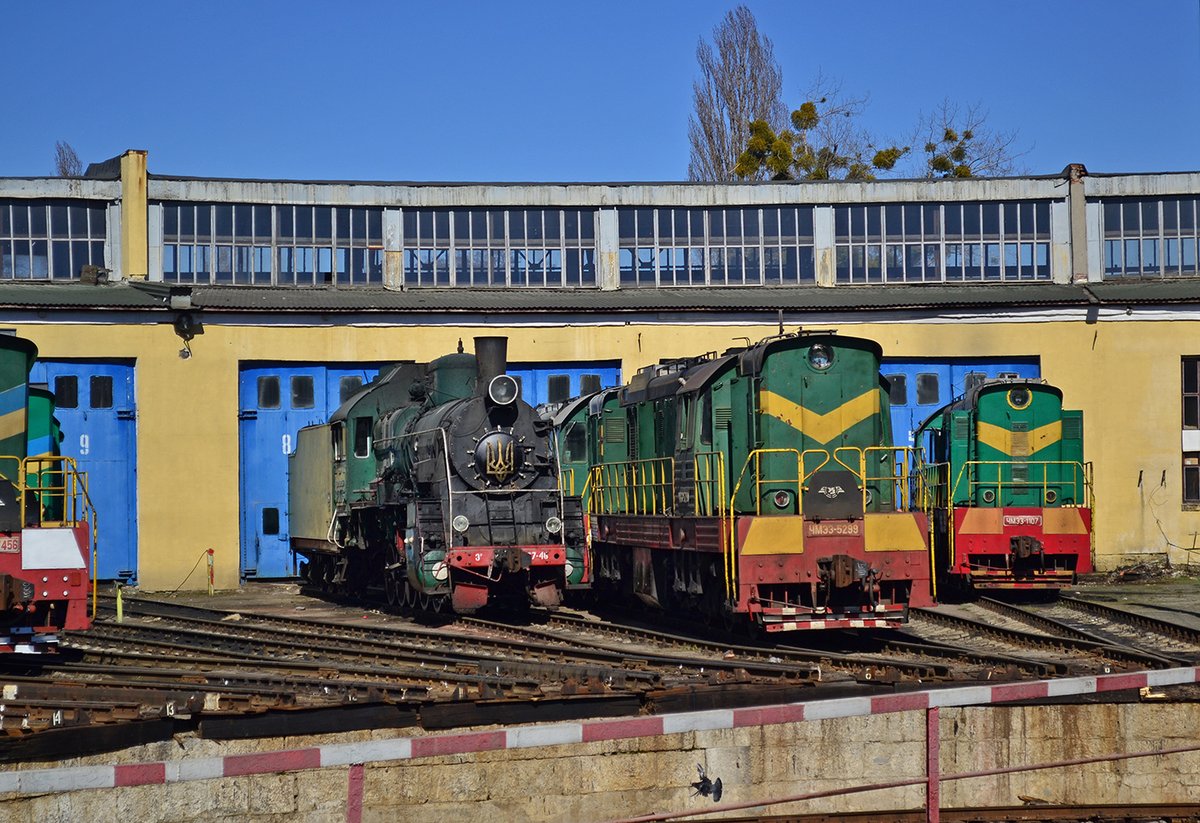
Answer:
xmin=727 ymin=448 xmax=804 ymax=601
xmin=589 ymin=457 xmax=674 ymax=515
xmin=832 ymin=446 xmax=865 ymax=480
xmin=861 ymin=446 xmax=928 ymax=512
xmin=691 ymin=451 xmax=726 ymax=519
xmin=948 ymin=459 xmax=1094 ymax=509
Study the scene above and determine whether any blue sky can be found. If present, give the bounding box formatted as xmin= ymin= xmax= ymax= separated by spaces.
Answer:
xmin=4 ymin=1 xmax=1198 ymax=181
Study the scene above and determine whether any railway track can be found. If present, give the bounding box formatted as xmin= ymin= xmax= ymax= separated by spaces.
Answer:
xmin=470 ymin=611 xmax=951 ymax=683
xmin=907 ymin=604 xmax=1181 ymax=673
xmin=971 ymin=595 xmax=1200 ymax=666
xmin=89 ymin=597 xmax=819 ymax=688
xmin=6 ymin=585 xmax=1199 ymax=762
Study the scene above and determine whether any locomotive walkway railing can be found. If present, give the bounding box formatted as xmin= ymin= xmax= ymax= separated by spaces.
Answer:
xmin=589 ymin=457 xmax=674 ymax=515
xmin=589 ymin=446 xmax=929 ymax=605
xmin=940 ymin=459 xmax=1094 ymax=509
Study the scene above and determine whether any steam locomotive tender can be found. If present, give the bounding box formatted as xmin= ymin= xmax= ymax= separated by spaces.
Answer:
xmin=582 ymin=331 xmax=934 ymax=632
xmin=916 ymin=378 xmax=1093 ymax=592
xmin=289 ymin=337 xmax=586 ymax=614
xmin=0 ymin=334 xmax=94 ymax=653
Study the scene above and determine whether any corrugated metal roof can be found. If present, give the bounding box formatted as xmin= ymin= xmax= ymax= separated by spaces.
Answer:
xmin=0 ymin=282 xmax=165 ymax=309
xmin=0 ymin=279 xmax=1195 ymax=314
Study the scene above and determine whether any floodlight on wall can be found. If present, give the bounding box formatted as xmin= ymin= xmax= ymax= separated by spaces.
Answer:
xmin=173 ymin=311 xmax=202 ymax=359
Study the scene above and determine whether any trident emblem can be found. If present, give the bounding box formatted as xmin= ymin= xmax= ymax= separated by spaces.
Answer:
xmin=485 ymin=439 xmax=515 ymax=480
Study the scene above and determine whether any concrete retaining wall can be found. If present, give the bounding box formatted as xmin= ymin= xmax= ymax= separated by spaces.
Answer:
xmin=3 ymin=671 xmax=1199 ymax=822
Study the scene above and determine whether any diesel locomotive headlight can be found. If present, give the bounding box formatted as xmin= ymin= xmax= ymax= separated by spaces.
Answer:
xmin=807 ymin=344 xmax=833 ymax=371
xmin=981 ymin=489 xmax=996 ymax=504
xmin=1008 ymin=388 xmax=1031 ymax=409
xmin=772 ymin=490 xmax=791 ymax=509
xmin=452 ymin=515 xmax=471 ymax=533
xmin=488 ymin=375 xmax=520 ymax=406
xmin=545 ymin=516 xmax=563 ymax=534
xmin=1045 ymin=489 xmax=1057 ymax=504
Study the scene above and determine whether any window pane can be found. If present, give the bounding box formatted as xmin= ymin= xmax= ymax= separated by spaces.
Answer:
xmin=354 ymin=417 xmax=371 ymax=457
xmin=90 ymin=375 xmax=113 ymax=409
xmin=885 ymin=374 xmax=907 ymax=405
xmin=291 ymin=375 xmax=315 ymax=409
xmin=262 ymin=508 xmax=280 ymax=536
xmin=916 ymin=373 xmax=940 ymax=405
xmin=54 ymin=375 xmax=78 ymax=409
xmin=340 ymin=375 xmax=364 ymax=403
xmin=257 ymin=376 xmax=280 ymax=409
xmin=548 ymin=374 xmax=570 ymax=404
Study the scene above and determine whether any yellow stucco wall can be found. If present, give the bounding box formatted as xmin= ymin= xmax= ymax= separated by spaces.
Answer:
xmin=6 ymin=315 xmax=1192 ymax=589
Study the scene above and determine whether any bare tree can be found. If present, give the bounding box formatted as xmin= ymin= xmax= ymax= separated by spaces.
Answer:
xmin=909 ymin=100 xmax=1026 ymax=178
xmin=54 ymin=141 xmax=82 ymax=177
xmin=687 ymin=6 xmax=786 ymax=181
xmin=735 ymin=75 xmax=909 ymax=181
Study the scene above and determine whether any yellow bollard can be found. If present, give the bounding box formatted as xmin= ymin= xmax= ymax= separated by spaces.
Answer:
xmin=115 ymin=583 xmax=123 ymax=624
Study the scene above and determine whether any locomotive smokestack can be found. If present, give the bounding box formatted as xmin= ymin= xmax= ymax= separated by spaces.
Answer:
xmin=475 ymin=336 xmax=508 ymax=394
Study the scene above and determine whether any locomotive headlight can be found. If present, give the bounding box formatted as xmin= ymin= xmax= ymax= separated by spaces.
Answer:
xmin=452 ymin=515 xmax=471 ymax=533
xmin=981 ymin=489 xmax=996 ymax=504
xmin=772 ymin=490 xmax=791 ymax=509
xmin=807 ymin=344 xmax=833 ymax=371
xmin=488 ymin=375 xmax=520 ymax=406
xmin=1045 ymin=489 xmax=1057 ymax=504
xmin=1008 ymin=387 xmax=1031 ymax=409
xmin=545 ymin=516 xmax=563 ymax=534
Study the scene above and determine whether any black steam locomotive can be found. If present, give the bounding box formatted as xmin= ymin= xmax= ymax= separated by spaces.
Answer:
xmin=288 ymin=337 xmax=586 ymax=613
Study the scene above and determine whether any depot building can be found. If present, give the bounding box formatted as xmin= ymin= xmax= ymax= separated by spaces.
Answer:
xmin=0 ymin=150 xmax=1196 ymax=590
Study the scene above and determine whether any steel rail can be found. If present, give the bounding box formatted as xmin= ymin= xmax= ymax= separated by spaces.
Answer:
xmin=98 ymin=597 xmax=822 ymax=685
xmin=72 ymin=625 xmax=569 ymax=696
xmin=909 ymin=607 xmax=1178 ymax=671
xmin=545 ymin=610 xmax=949 ymax=682
xmin=859 ymin=634 xmax=1065 ymax=679
xmin=1057 ymin=594 xmax=1200 ymax=647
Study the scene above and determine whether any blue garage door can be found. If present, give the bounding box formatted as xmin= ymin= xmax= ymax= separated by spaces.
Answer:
xmin=238 ymin=364 xmax=380 ymax=579
xmin=881 ymin=358 xmax=1040 ymax=448
xmin=508 ymin=361 xmax=622 ymax=407
xmin=29 ymin=360 xmax=138 ymax=581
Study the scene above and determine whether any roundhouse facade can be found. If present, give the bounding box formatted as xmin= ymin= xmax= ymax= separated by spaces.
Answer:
xmin=1 ymin=151 xmax=1196 ymax=590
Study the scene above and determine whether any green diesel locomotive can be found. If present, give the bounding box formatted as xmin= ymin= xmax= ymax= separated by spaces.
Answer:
xmin=577 ymin=331 xmax=934 ymax=632
xmin=916 ymin=378 xmax=1093 ymax=591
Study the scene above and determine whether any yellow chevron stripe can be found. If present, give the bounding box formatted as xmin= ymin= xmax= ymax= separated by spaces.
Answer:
xmin=976 ymin=420 xmax=1061 ymax=457
xmin=0 ymin=409 xmax=25 ymax=443
xmin=759 ymin=389 xmax=881 ymax=445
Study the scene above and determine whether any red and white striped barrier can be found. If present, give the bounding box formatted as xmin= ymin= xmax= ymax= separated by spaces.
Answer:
xmin=2 ymin=666 xmax=1196 ymax=797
